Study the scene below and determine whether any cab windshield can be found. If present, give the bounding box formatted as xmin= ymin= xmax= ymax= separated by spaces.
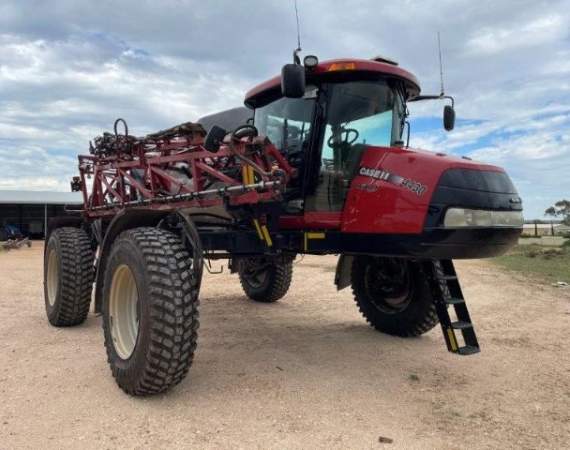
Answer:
xmin=253 ymin=79 xmax=405 ymax=211
xmin=322 ymin=79 xmax=403 ymax=155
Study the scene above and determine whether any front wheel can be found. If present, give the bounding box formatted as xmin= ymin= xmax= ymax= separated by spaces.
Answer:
xmin=238 ymin=256 xmax=293 ymax=303
xmin=351 ymin=256 xmax=438 ymax=337
xmin=102 ymin=227 xmax=201 ymax=396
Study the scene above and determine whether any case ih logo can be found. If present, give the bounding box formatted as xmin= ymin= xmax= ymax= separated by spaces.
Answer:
xmin=359 ymin=166 xmax=427 ymax=196
xmin=359 ymin=167 xmax=391 ymax=181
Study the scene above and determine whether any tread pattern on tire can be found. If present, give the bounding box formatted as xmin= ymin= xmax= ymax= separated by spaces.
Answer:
xmin=103 ymin=227 xmax=200 ymax=396
xmin=351 ymin=257 xmax=439 ymax=337
xmin=46 ymin=227 xmax=94 ymax=326
xmin=238 ymin=258 xmax=293 ymax=303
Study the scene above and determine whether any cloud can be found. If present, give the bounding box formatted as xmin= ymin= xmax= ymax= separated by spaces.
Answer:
xmin=466 ymin=14 xmax=566 ymax=55
xmin=409 ymin=110 xmax=570 ymax=219
xmin=0 ymin=0 xmax=569 ymax=220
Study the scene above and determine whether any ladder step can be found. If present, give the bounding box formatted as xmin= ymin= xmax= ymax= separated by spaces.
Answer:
xmin=431 ymin=260 xmax=480 ymax=356
xmin=445 ymin=297 xmax=465 ymax=305
xmin=457 ymin=345 xmax=481 ymax=356
xmin=457 ymin=345 xmax=480 ymax=356
xmin=451 ymin=321 xmax=473 ymax=330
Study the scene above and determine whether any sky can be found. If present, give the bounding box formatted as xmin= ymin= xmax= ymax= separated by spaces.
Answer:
xmin=0 ymin=0 xmax=569 ymax=219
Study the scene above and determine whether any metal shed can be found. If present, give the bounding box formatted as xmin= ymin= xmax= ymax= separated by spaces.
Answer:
xmin=0 ymin=190 xmax=82 ymax=239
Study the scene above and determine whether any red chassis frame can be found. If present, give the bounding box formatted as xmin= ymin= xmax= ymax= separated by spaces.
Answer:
xmin=76 ymin=133 xmax=295 ymax=219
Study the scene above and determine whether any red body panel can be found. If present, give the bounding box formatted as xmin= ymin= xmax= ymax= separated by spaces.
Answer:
xmin=279 ymin=146 xmax=504 ymax=234
xmin=342 ymin=147 xmax=503 ymax=234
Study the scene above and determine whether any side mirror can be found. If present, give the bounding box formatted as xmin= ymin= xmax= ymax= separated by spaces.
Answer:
xmin=443 ymin=105 xmax=455 ymax=131
xmin=281 ymin=64 xmax=305 ymax=98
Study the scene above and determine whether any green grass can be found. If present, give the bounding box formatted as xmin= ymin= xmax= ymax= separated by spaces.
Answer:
xmin=493 ymin=243 xmax=570 ymax=283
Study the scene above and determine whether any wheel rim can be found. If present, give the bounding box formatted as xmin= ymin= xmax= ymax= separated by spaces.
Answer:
xmin=364 ymin=258 xmax=413 ymax=314
xmin=46 ymin=248 xmax=59 ymax=306
xmin=109 ymin=264 xmax=140 ymax=360
xmin=241 ymin=258 xmax=269 ymax=288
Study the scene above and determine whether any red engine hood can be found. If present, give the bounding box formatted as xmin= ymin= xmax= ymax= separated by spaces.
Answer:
xmin=341 ymin=146 xmax=505 ymax=234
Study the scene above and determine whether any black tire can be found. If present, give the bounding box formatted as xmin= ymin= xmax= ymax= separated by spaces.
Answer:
xmin=102 ymin=227 xmax=201 ymax=396
xmin=44 ymin=227 xmax=95 ymax=327
xmin=238 ymin=256 xmax=293 ymax=303
xmin=351 ymin=256 xmax=438 ymax=337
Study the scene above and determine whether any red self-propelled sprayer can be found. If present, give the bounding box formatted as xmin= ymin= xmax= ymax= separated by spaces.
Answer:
xmin=44 ymin=52 xmax=523 ymax=396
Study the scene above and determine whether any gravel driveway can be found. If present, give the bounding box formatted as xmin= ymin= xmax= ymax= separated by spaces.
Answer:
xmin=0 ymin=245 xmax=568 ymax=449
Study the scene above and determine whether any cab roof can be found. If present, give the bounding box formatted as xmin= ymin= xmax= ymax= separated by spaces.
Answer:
xmin=244 ymin=58 xmax=421 ymax=109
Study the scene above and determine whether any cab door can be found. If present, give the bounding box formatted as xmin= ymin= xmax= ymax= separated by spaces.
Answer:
xmin=303 ymin=80 xmax=398 ymax=218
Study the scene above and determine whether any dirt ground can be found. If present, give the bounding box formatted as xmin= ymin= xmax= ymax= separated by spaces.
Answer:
xmin=0 ymin=245 xmax=569 ymax=449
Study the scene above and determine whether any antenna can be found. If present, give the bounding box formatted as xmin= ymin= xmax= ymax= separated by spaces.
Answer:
xmin=293 ymin=0 xmax=302 ymax=64
xmin=437 ymin=31 xmax=445 ymax=96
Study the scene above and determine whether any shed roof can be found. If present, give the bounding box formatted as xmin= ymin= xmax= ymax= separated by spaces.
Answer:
xmin=0 ymin=190 xmax=82 ymax=205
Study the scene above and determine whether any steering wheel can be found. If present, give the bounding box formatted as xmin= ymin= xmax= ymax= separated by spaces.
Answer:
xmin=232 ymin=124 xmax=259 ymax=141
xmin=327 ymin=128 xmax=359 ymax=147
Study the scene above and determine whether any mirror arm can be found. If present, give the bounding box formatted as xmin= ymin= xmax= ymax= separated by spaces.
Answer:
xmin=441 ymin=95 xmax=455 ymax=108
xmin=409 ymin=94 xmax=454 ymax=108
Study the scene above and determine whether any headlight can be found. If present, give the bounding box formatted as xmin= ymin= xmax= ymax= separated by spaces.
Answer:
xmin=443 ymin=208 xmax=523 ymax=228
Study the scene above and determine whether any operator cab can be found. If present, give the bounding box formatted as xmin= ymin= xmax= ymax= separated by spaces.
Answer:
xmin=244 ymin=57 xmax=434 ymax=214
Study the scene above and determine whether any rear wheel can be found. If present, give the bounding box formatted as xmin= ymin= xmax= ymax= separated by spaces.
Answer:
xmin=238 ymin=256 xmax=293 ymax=303
xmin=44 ymin=227 xmax=94 ymax=326
xmin=102 ymin=227 xmax=201 ymax=396
xmin=351 ymin=256 xmax=438 ymax=337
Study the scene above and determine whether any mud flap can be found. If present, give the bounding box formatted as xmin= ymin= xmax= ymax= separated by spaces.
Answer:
xmin=335 ymin=255 xmax=354 ymax=291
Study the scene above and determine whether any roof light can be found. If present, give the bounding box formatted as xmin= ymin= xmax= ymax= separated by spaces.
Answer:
xmin=327 ymin=62 xmax=356 ymax=72
xmin=303 ymin=55 xmax=319 ymax=68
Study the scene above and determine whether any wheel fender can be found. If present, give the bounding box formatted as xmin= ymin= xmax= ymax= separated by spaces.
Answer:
xmin=94 ymin=209 xmax=205 ymax=313
xmin=94 ymin=210 xmax=167 ymax=313
xmin=335 ymin=254 xmax=354 ymax=291
xmin=95 ymin=209 xmax=204 ymax=313
xmin=175 ymin=211 xmax=204 ymax=291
